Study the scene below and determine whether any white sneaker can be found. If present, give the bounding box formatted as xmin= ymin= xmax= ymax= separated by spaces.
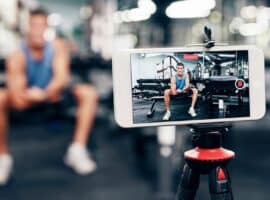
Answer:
xmin=64 ymin=143 xmax=97 ymax=175
xmin=188 ymin=107 xmax=197 ymax=117
xmin=163 ymin=111 xmax=171 ymax=120
xmin=0 ymin=154 xmax=13 ymax=186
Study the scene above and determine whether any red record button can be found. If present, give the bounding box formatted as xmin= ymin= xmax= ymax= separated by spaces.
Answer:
xmin=235 ymin=79 xmax=245 ymax=89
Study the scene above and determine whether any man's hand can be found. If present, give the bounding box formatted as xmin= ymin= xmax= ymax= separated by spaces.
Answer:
xmin=25 ymin=87 xmax=47 ymax=103
xmin=44 ymin=39 xmax=70 ymax=103
xmin=45 ymin=83 xmax=63 ymax=103
xmin=176 ymin=89 xmax=183 ymax=93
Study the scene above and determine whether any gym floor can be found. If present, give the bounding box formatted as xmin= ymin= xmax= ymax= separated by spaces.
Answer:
xmin=0 ymin=109 xmax=269 ymax=200
xmin=132 ymin=97 xmax=250 ymax=123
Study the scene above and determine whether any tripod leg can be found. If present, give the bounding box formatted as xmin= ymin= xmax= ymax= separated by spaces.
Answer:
xmin=208 ymin=166 xmax=233 ymax=200
xmin=175 ymin=164 xmax=200 ymax=200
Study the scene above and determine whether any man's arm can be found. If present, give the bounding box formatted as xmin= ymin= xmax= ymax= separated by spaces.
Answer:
xmin=182 ymin=74 xmax=190 ymax=92
xmin=7 ymin=50 xmax=49 ymax=105
xmin=170 ymin=77 xmax=178 ymax=95
xmin=6 ymin=51 xmax=28 ymax=105
xmin=45 ymin=39 xmax=70 ymax=100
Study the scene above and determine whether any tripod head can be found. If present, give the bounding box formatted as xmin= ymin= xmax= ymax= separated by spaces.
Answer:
xmin=189 ymin=123 xmax=232 ymax=148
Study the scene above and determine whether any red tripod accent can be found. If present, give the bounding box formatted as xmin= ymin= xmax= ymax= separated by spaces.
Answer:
xmin=176 ymin=124 xmax=235 ymax=200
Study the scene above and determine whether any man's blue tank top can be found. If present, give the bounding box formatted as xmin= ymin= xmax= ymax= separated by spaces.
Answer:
xmin=175 ymin=75 xmax=186 ymax=90
xmin=21 ymin=41 xmax=54 ymax=89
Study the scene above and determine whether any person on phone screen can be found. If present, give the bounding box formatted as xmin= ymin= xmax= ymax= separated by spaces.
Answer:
xmin=163 ymin=62 xmax=198 ymax=120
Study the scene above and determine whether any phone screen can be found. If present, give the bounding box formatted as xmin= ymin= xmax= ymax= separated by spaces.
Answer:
xmin=131 ymin=51 xmax=250 ymax=124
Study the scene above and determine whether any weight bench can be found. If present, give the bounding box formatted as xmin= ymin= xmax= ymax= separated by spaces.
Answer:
xmin=146 ymin=92 xmax=192 ymax=118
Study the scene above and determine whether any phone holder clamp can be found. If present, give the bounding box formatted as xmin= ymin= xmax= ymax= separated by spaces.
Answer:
xmin=186 ymin=26 xmax=228 ymax=49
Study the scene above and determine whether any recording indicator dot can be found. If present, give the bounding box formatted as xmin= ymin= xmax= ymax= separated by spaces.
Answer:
xmin=235 ymin=79 xmax=246 ymax=89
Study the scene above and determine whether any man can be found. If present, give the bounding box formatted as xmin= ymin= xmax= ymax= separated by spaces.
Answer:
xmin=163 ymin=62 xmax=198 ymax=121
xmin=0 ymin=8 xmax=99 ymax=185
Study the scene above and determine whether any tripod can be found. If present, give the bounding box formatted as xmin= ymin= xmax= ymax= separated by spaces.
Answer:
xmin=175 ymin=124 xmax=235 ymax=200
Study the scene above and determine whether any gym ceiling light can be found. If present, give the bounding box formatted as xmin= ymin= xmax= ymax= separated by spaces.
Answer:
xmin=166 ymin=0 xmax=216 ymax=19
xmin=113 ymin=0 xmax=156 ymax=23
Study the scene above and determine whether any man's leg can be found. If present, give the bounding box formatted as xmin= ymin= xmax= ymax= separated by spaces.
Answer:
xmin=191 ymin=88 xmax=198 ymax=108
xmin=0 ymin=89 xmax=9 ymax=155
xmin=64 ymin=84 xmax=99 ymax=175
xmin=72 ymin=84 xmax=99 ymax=145
xmin=164 ymin=89 xmax=172 ymax=112
xmin=188 ymin=88 xmax=198 ymax=117
xmin=0 ymin=89 xmax=32 ymax=185
xmin=1 ymin=89 xmax=37 ymax=154
xmin=163 ymin=89 xmax=178 ymax=120
xmin=0 ymin=89 xmax=34 ymax=185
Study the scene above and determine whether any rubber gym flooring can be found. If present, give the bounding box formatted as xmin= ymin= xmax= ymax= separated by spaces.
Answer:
xmin=132 ymin=97 xmax=250 ymax=124
xmin=0 ymin=110 xmax=269 ymax=200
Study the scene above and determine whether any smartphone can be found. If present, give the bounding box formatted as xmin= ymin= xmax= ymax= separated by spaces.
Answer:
xmin=113 ymin=45 xmax=265 ymax=128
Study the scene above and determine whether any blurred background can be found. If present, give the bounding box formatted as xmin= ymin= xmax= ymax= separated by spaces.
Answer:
xmin=0 ymin=0 xmax=270 ymax=199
